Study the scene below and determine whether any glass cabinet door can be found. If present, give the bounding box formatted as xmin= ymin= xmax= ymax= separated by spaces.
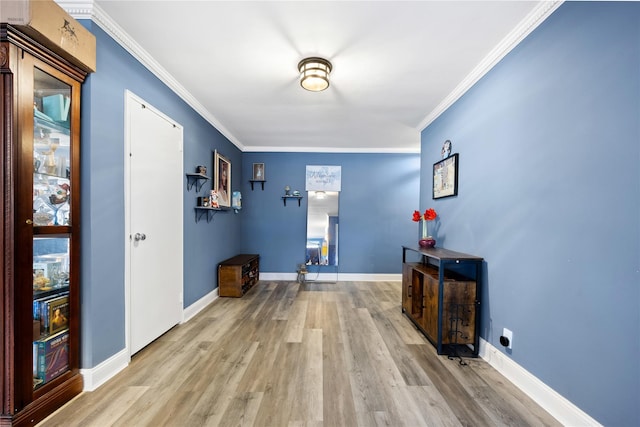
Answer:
xmin=33 ymin=69 xmax=71 ymax=227
xmin=31 ymin=69 xmax=73 ymax=390
xmin=32 ymin=238 xmax=70 ymax=390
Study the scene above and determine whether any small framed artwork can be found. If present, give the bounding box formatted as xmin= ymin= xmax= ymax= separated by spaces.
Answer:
xmin=433 ymin=153 xmax=459 ymax=199
xmin=252 ymin=163 xmax=265 ymax=181
xmin=441 ymin=139 xmax=452 ymax=159
xmin=214 ymin=151 xmax=231 ymax=207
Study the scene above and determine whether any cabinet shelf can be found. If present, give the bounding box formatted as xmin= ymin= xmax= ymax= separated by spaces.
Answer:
xmin=282 ymin=195 xmax=303 ymax=207
xmin=186 ymin=173 xmax=210 ymax=192
xmin=33 ymin=285 xmax=70 ymax=300
xmin=33 ymin=226 xmax=72 ymax=236
xmin=35 ymin=171 xmax=71 ymax=181
xmin=35 ymin=114 xmax=70 ymax=133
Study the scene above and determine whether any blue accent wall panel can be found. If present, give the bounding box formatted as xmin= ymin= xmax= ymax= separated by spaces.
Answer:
xmin=420 ymin=3 xmax=639 ymax=425
xmin=240 ymin=152 xmax=420 ymax=274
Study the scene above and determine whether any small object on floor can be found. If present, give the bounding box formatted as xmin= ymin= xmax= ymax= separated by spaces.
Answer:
xmin=297 ymin=264 xmax=308 ymax=284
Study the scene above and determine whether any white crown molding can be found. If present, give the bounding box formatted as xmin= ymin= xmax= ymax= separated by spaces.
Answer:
xmin=56 ymin=0 xmax=247 ymax=152
xmin=57 ymin=1 xmax=559 ymax=154
xmin=242 ymin=145 xmax=421 ymax=154
xmin=418 ymin=1 xmax=564 ymax=131
xmin=54 ymin=1 xmax=93 ymax=19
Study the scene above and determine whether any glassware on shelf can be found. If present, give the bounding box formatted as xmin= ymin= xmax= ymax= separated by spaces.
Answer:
xmin=34 ymin=137 xmax=68 ymax=178
xmin=43 ymin=139 xmax=59 ymax=175
xmin=32 ymin=180 xmax=71 ymax=226
xmin=33 ymin=238 xmax=70 ymax=292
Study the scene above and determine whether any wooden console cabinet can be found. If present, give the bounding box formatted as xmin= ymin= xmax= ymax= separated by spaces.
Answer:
xmin=402 ymin=246 xmax=483 ymax=357
xmin=218 ymin=254 xmax=260 ymax=297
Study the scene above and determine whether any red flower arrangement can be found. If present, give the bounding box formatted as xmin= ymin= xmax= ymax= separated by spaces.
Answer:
xmin=412 ymin=208 xmax=437 ymax=223
xmin=412 ymin=208 xmax=437 ymax=247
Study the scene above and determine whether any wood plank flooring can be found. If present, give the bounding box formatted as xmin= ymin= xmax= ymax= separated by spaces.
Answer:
xmin=40 ymin=281 xmax=560 ymax=427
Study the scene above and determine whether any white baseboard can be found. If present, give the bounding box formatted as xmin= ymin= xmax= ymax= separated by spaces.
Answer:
xmin=260 ymin=272 xmax=297 ymax=281
xmin=84 ymin=283 xmax=600 ymax=427
xmin=80 ymin=288 xmax=220 ymax=392
xmin=479 ymin=338 xmax=601 ymax=427
xmin=259 ymin=272 xmax=401 ymax=282
xmin=80 ymin=348 xmax=129 ymax=392
xmin=182 ymin=287 xmax=219 ymax=323
xmin=331 ymin=273 xmax=401 ymax=282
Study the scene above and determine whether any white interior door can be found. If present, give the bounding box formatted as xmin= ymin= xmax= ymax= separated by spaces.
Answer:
xmin=126 ymin=92 xmax=183 ymax=355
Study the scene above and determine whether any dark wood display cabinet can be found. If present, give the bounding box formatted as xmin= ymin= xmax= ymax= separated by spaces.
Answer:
xmin=218 ymin=254 xmax=260 ymax=297
xmin=1 ymin=9 xmax=95 ymax=426
xmin=402 ymin=246 xmax=483 ymax=358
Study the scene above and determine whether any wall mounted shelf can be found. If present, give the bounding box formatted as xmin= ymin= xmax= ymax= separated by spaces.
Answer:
xmin=282 ymin=196 xmax=303 ymax=207
xmin=249 ymin=180 xmax=266 ymax=191
xmin=194 ymin=206 xmax=226 ymax=223
xmin=186 ymin=173 xmax=210 ymax=192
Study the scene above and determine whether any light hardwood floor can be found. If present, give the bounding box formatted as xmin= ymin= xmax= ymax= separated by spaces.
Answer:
xmin=41 ymin=281 xmax=560 ymax=427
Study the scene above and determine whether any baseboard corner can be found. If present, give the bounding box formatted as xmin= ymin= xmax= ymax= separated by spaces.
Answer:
xmin=80 ymin=348 xmax=129 ymax=392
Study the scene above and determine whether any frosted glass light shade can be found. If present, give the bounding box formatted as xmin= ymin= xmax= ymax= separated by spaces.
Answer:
xmin=298 ymin=57 xmax=332 ymax=92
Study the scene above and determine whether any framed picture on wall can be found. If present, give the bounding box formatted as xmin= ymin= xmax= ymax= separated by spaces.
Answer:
xmin=305 ymin=165 xmax=342 ymax=191
xmin=433 ymin=153 xmax=458 ymax=199
xmin=214 ymin=151 xmax=231 ymax=207
xmin=252 ymin=163 xmax=265 ymax=181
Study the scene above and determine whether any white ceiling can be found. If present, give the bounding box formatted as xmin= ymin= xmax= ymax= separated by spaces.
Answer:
xmin=64 ymin=1 xmax=560 ymax=152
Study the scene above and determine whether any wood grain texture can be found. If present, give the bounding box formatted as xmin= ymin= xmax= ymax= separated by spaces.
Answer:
xmin=39 ymin=281 xmax=560 ymax=427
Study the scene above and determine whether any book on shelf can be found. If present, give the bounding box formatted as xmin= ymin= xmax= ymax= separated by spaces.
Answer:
xmin=34 ymin=329 xmax=69 ymax=384
xmin=33 ymin=291 xmax=69 ymax=336
xmin=47 ymin=295 xmax=69 ymax=335
xmin=42 ymin=94 xmax=71 ymax=123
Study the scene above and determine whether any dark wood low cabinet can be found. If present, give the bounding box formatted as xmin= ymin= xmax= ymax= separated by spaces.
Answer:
xmin=402 ymin=246 xmax=483 ymax=357
xmin=218 ymin=254 xmax=260 ymax=297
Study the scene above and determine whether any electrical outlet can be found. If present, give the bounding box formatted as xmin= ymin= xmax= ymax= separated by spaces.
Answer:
xmin=501 ymin=328 xmax=513 ymax=349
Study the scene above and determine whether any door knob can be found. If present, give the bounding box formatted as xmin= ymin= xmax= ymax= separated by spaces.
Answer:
xmin=134 ymin=233 xmax=147 ymax=241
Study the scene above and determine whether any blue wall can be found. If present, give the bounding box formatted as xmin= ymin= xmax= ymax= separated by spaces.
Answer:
xmin=78 ymin=23 xmax=420 ymax=368
xmin=420 ymin=3 xmax=639 ymax=426
xmin=240 ymin=152 xmax=420 ymax=274
xmin=80 ymin=22 xmax=242 ymax=367
xmin=77 ymin=2 xmax=639 ymax=424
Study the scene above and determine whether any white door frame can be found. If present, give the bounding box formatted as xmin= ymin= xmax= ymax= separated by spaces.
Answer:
xmin=124 ymin=90 xmax=184 ymax=358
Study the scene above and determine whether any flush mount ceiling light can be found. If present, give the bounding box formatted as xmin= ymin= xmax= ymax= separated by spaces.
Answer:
xmin=298 ymin=57 xmax=332 ymax=92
